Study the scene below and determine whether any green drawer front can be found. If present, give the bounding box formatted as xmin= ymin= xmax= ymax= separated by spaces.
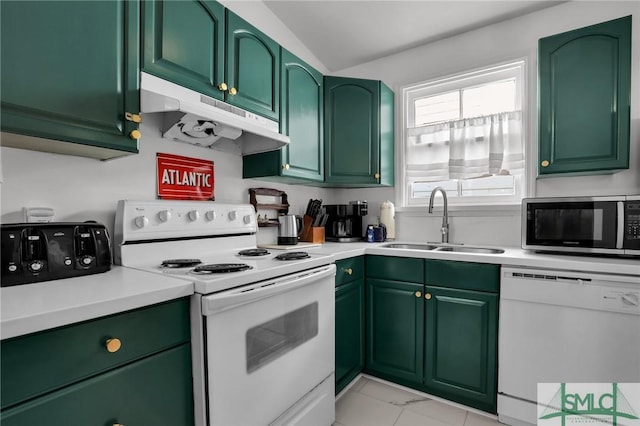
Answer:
xmin=335 ymin=257 xmax=364 ymax=287
xmin=425 ymin=260 xmax=499 ymax=292
xmin=1 ymin=298 xmax=190 ymax=409
xmin=366 ymin=255 xmax=424 ymax=283
xmin=1 ymin=344 xmax=194 ymax=426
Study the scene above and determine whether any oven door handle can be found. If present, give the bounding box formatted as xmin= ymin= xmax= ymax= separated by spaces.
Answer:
xmin=202 ymin=264 xmax=336 ymax=315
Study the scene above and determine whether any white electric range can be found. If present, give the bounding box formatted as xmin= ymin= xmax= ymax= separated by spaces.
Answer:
xmin=114 ymin=200 xmax=336 ymax=426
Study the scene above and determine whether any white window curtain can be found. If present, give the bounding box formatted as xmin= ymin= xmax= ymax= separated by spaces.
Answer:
xmin=405 ymin=111 xmax=524 ymax=182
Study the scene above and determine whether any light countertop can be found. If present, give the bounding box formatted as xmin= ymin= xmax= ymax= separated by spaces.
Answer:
xmin=2 ymin=242 xmax=638 ymax=340
xmin=1 ymin=266 xmax=193 ymax=340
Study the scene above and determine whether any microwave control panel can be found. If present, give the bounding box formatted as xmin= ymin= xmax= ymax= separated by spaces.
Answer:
xmin=624 ymin=201 xmax=640 ymax=248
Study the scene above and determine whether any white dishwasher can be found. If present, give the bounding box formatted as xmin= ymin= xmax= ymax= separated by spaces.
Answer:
xmin=498 ymin=266 xmax=640 ymax=426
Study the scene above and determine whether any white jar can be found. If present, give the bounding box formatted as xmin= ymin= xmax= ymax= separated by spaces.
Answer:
xmin=379 ymin=201 xmax=395 ymax=240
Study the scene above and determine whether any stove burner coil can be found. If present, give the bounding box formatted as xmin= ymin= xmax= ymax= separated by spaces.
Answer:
xmin=274 ymin=252 xmax=310 ymax=261
xmin=238 ymin=248 xmax=270 ymax=257
xmin=191 ymin=263 xmax=253 ymax=274
xmin=161 ymin=259 xmax=203 ymax=268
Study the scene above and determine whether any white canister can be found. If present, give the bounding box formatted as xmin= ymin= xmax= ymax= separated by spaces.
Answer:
xmin=379 ymin=201 xmax=395 ymax=240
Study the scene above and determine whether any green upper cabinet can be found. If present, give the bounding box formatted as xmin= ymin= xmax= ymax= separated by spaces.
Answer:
xmin=243 ymin=49 xmax=324 ymax=182
xmin=0 ymin=0 xmax=140 ymax=160
xmin=142 ymin=0 xmax=225 ymax=100
xmin=324 ymin=77 xmax=394 ymax=187
xmin=538 ymin=16 xmax=631 ymax=176
xmin=141 ymin=3 xmax=279 ymax=121
xmin=226 ymin=10 xmax=280 ymax=121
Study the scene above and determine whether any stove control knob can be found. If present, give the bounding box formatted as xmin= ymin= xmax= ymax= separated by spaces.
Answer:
xmin=205 ymin=210 xmax=216 ymax=221
xmin=228 ymin=210 xmax=237 ymax=221
xmin=158 ymin=210 xmax=172 ymax=223
xmin=134 ymin=215 xmax=149 ymax=229
xmin=188 ymin=210 xmax=200 ymax=222
xmin=243 ymin=214 xmax=252 ymax=224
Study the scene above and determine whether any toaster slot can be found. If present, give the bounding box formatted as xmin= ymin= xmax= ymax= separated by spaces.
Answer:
xmin=74 ymin=226 xmax=96 ymax=269
xmin=21 ymin=228 xmax=48 ymax=276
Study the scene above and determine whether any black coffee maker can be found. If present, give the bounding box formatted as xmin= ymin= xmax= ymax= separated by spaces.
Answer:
xmin=323 ymin=201 xmax=368 ymax=242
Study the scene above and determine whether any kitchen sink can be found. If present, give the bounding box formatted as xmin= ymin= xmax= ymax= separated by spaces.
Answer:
xmin=433 ymin=246 xmax=505 ymax=254
xmin=380 ymin=243 xmax=504 ymax=254
xmin=380 ymin=243 xmax=438 ymax=250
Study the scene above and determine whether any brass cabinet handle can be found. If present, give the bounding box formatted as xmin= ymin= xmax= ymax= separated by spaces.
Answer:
xmin=113 ymin=424 xmax=125 ymax=426
xmin=345 ymin=268 xmax=353 ymax=275
xmin=124 ymin=112 xmax=141 ymax=123
xmin=374 ymin=173 xmax=381 ymax=179
xmin=425 ymin=293 xmax=432 ymax=300
xmin=105 ymin=338 xmax=122 ymax=353
xmin=415 ymin=291 xmax=422 ymax=298
xmin=229 ymin=87 xmax=237 ymax=96
xmin=129 ymin=130 xmax=141 ymax=140
xmin=218 ymin=82 xmax=228 ymax=91
xmin=282 ymin=163 xmax=290 ymax=170
xmin=541 ymin=160 xmax=550 ymax=167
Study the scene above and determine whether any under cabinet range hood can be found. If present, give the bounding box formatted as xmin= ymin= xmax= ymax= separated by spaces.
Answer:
xmin=140 ymin=72 xmax=289 ymax=156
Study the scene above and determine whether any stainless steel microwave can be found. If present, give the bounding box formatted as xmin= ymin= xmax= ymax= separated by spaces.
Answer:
xmin=522 ymin=195 xmax=640 ymax=257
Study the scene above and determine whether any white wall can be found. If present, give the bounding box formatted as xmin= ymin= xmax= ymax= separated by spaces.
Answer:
xmin=335 ymin=1 xmax=640 ymax=246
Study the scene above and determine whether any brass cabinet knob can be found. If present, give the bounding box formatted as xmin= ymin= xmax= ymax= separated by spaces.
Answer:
xmin=425 ymin=293 xmax=432 ymax=300
xmin=106 ymin=338 xmax=122 ymax=353
xmin=218 ymin=82 xmax=228 ymax=91
xmin=374 ymin=173 xmax=381 ymax=179
xmin=129 ymin=130 xmax=141 ymax=140
xmin=282 ymin=163 xmax=290 ymax=170
xmin=229 ymin=87 xmax=237 ymax=96
xmin=124 ymin=112 xmax=141 ymax=123
xmin=415 ymin=291 xmax=422 ymax=298
xmin=345 ymin=268 xmax=353 ymax=275
xmin=541 ymin=160 xmax=550 ymax=167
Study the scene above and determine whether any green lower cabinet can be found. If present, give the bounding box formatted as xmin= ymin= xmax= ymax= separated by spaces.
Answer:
xmin=335 ymin=278 xmax=364 ymax=394
xmin=365 ymin=278 xmax=424 ymax=385
xmin=1 ymin=344 xmax=194 ymax=426
xmin=424 ymin=286 xmax=498 ymax=413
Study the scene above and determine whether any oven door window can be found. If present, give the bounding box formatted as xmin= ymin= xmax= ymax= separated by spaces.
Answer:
xmin=526 ymin=201 xmax=618 ymax=248
xmin=246 ymin=302 xmax=318 ymax=373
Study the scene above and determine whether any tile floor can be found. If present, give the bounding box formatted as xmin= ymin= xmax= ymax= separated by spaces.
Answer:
xmin=335 ymin=376 xmax=503 ymax=426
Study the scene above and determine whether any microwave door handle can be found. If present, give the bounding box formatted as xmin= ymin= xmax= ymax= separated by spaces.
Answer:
xmin=202 ymin=265 xmax=335 ymax=315
xmin=616 ymin=201 xmax=624 ymax=249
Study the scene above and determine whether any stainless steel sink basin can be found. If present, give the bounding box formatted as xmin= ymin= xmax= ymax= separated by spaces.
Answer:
xmin=433 ymin=246 xmax=505 ymax=254
xmin=380 ymin=243 xmax=438 ymax=250
xmin=380 ymin=243 xmax=504 ymax=254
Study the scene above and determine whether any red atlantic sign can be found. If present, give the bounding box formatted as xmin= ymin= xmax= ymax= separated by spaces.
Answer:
xmin=157 ymin=153 xmax=215 ymax=200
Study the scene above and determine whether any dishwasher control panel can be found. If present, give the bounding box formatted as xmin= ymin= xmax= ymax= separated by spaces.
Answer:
xmin=601 ymin=289 xmax=640 ymax=313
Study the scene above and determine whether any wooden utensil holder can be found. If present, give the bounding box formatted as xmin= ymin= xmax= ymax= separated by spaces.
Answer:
xmin=300 ymin=215 xmax=325 ymax=243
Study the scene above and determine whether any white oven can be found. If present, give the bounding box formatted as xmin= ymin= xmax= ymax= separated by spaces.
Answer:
xmin=193 ymin=264 xmax=335 ymax=426
xmin=114 ymin=200 xmax=337 ymax=426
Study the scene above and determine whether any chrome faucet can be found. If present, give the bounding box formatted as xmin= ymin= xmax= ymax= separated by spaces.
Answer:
xmin=428 ymin=187 xmax=449 ymax=243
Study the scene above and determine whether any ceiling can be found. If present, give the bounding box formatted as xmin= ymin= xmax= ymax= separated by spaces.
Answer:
xmin=264 ymin=1 xmax=565 ymax=72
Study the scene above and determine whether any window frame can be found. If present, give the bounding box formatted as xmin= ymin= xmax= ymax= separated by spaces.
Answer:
xmin=398 ymin=59 xmax=531 ymax=213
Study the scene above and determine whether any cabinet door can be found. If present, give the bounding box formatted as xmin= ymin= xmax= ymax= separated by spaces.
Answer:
xmin=324 ymin=77 xmax=380 ymax=185
xmin=335 ymin=278 xmax=364 ymax=394
xmin=0 ymin=0 xmax=139 ymax=158
xmin=365 ymin=278 xmax=424 ymax=385
xmin=226 ymin=10 xmax=279 ymax=120
xmin=1 ymin=344 xmax=194 ymax=426
xmin=243 ymin=49 xmax=323 ymax=182
xmin=424 ymin=287 xmax=498 ymax=413
xmin=538 ymin=16 xmax=631 ymax=175
xmin=142 ymin=0 xmax=225 ymax=100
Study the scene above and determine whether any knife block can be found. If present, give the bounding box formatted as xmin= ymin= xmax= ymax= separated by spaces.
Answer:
xmin=300 ymin=215 xmax=325 ymax=243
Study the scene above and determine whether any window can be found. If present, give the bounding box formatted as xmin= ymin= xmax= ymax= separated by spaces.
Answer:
xmin=401 ymin=61 xmax=526 ymax=208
